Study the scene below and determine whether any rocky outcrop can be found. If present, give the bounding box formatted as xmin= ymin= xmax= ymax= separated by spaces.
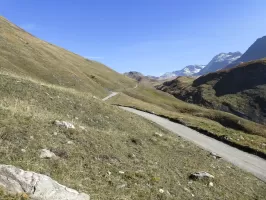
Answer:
xmin=0 ymin=165 xmax=90 ymax=200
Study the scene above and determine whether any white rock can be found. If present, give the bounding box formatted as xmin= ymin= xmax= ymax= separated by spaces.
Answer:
xmin=189 ymin=172 xmax=214 ymax=180
xmin=67 ymin=141 xmax=74 ymax=145
xmin=209 ymin=182 xmax=214 ymax=187
xmin=159 ymin=188 xmax=164 ymax=193
xmin=210 ymin=152 xmax=221 ymax=159
xmin=54 ymin=120 xmax=75 ymax=129
xmin=39 ymin=149 xmax=57 ymax=159
xmin=118 ymin=171 xmax=125 ymax=174
xmin=53 ymin=132 xmax=58 ymax=136
xmin=30 ymin=136 xmax=34 ymax=140
xmin=21 ymin=149 xmax=26 ymax=153
xmin=0 ymin=164 xmax=90 ymax=200
xmin=79 ymin=126 xmax=86 ymax=130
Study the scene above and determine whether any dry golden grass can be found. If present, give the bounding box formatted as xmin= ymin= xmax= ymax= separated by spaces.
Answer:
xmin=0 ymin=72 xmax=265 ymax=199
xmin=0 ymin=16 xmax=135 ymax=98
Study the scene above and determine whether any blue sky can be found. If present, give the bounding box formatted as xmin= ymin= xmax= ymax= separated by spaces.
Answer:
xmin=1 ymin=0 xmax=266 ymax=76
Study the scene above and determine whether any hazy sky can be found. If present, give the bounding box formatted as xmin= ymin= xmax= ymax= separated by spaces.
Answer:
xmin=1 ymin=0 xmax=266 ymax=75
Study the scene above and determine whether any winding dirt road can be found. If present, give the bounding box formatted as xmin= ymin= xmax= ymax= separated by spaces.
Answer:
xmin=102 ymin=91 xmax=266 ymax=182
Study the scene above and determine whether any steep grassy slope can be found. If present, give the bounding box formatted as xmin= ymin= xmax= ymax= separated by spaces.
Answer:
xmin=157 ymin=59 xmax=266 ymax=125
xmin=0 ymin=72 xmax=266 ymax=199
xmin=108 ymin=86 xmax=266 ymax=156
xmin=0 ymin=16 xmax=135 ymax=97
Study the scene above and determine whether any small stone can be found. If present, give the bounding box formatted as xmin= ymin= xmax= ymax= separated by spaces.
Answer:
xmin=128 ymin=153 xmax=136 ymax=159
xmin=54 ymin=120 xmax=75 ymax=129
xmin=21 ymin=149 xmax=26 ymax=153
xmin=154 ymin=132 xmax=163 ymax=137
xmin=209 ymin=182 xmax=214 ymax=187
xmin=118 ymin=171 xmax=125 ymax=174
xmin=189 ymin=172 xmax=214 ymax=180
xmin=53 ymin=132 xmax=58 ymax=136
xmin=79 ymin=126 xmax=86 ymax=130
xmin=75 ymin=117 xmax=79 ymax=120
xmin=159 ymin=189 xmax=164 ymax=194
xmin=116 ymin=184 xmax=127 ymax=189
xmin=210 ymin=152 xmax=221 ymax=159
xmin=93 ymin=96 xmax=97 ymax=99
xmin=107 ymin=171 xmax=111 ymax=175
xmin=67 ymin=141 xmax=74 ymax=145
xmin=39 ymin=149 xmax=57 ymax=159
xmin=30 ymin=136 xmax=34 ymax=140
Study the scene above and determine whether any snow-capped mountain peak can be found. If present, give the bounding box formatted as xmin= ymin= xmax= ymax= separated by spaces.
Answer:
xmin=197 ymin=52 xmax=242 ymax=75
xmin=159 ymin=64 xmax=206 ymax=80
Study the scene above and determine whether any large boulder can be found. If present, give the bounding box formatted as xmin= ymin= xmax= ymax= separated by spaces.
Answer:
xmin=0 ymin=165 xmax=90 ymax=200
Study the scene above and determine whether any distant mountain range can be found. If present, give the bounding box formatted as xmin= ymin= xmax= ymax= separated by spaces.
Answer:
xmin=125 ymin=35 xmax=266 ymax=80
xmin=156 ymin=58 xmax=266 ymax=125
xmin=197 ymin=52 xmax=242 ymax=75
xmin=160 ymin=65 xmax=205 ymax=79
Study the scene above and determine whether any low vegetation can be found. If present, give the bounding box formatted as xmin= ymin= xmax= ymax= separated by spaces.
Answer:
xmin=0 ymin=72 xmax=266 ymax=199
xmin=0 ymin=188 xmax=29 ymax=200
xmin=108 ymin=86 xmax=266 ymax=155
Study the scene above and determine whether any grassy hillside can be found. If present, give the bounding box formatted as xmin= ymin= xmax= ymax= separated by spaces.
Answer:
xmin=124 ymin=71 xmax=162 ymax=87
xmin=157 ymin=59 xmax=266 ymax=125
xmin=0 ymin=16 xmax=135 ymax=97
xmin=107 ymin=86 xmax=266 ymax=156
xmin=0 ymin=71 xmax=266 ymax=199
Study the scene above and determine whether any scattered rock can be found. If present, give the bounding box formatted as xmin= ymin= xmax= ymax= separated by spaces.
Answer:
xmin=51 ymin=149 xmax=68 ymax=159
xmin=154 ymin=132 xmax=163 ymax=137
xmin=221 ymin=135 xmax=232 ymax=141
xmin=240 ymin=135 xmax=245 ymax=140
xmin=107 ymin=171 xmax=111 ymax=176
xmin=0 ymin=164 xmax=90 ymax=200
xmin=53 ymin=131 xmax=58 ymax=136
xmin=79 ymin=126 xmax=86 ymax=130
xmin=159 ymin=189 xmax=164 ymax=194
xmin=39 ymin=149 xmax=57 ymax=159
xmin=262 ymin=143 xmax=266 ymax=147
xmin=209 ymin=182 xmax=214 ymax=187
xmin=116 ymin=184 xmax=127 ymax=189
xmin=92 ymin=96 xmax=98 ymax=99
xmin=118 ymin=171 xmax=125 ymax=174
xmin=210 ymin=152 xmax=221 ymax=159
xmin=189 ymin=172 xmax=214 ymax=180
xmin=67 ymin=141 xmax=74 ymax=145
xmin=128 ymin=153 xmax=136 ymax=159
xmin=21 ymin=149 xmax=26 ymax=153
xmin=30 ymin=136 xmax=34 ymax=140
xmin=54 ymin=120 xmax=75 ymax=129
